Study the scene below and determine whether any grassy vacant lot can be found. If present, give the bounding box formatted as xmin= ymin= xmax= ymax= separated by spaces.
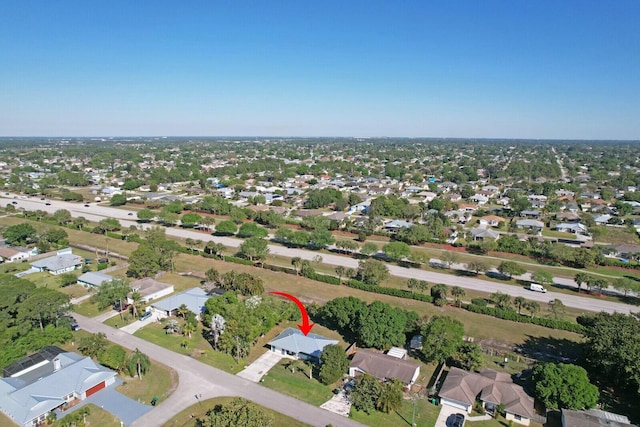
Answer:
xmin=133 ymin=321 xmax=242 ymax=374
xmin=117 ymin=360 xmax=177 ymax=405
xmin=350 ymin=399 xmax=440 ymax=427
xmin=262 ymin=360 xmax=335 ymax=406
xmin=164 ymin=396 xmax=311 ymax=427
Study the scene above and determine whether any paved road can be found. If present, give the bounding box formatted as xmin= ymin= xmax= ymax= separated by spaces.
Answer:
xmin=6 ymin=195 xmax=637 ymax=315
xmin=74 ymin=314 xmax=364 ymax=427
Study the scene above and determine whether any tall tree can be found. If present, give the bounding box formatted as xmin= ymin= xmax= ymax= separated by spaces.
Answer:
xmin=357 ymin=259 xmax=389 ymax=285
xmin=18 ymin=288 xmax=71 ymax=331
xmin=420 ymin=316 xmax=464 ymax=363
xmin=531 ymin=363 xmax=599 ymax=410
xmin=127 ymin=348 xmax=151 ymax=380
xmin=319 ymin=344 xmax=349 ymax=385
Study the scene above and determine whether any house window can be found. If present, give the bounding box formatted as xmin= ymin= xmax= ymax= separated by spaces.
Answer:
xmin=515 ymin=415 xmax=522 ymax=421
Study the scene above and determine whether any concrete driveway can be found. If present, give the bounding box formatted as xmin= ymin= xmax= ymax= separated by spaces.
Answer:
xmin=320 ymin=390 xmax=352 ymax=417
xmin=57 ymin=380 xmax=152 ymax=426
xmin=435 ymin=404 xmax=466 ymax=427
xmin=120 ymin=313 xmax=156 ymax=334
xmin=237 ymin=350 xmax=285 ymax=382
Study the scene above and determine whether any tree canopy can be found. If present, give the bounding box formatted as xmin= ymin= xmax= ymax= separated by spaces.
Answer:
xmin=531 ymin=362 xmax=599 ymax=410
xmin=420 ymin=316 xmax=464 ymax=363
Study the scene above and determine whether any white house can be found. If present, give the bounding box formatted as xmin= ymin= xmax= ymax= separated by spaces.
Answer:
xmin=0 ymin=247 xmax=32 ymax=263
xmin=267 ymin=328 xmax=338 ymax=362
xmin=129 ymin=277 xmax=174 ymax=303
xmin=77 ymin=271 xmax=113 ymax=288
xmin=150 ymin=287 xmax=209 ymax=320
xmin=30 ymin=249 xmax=83 ymax=275
xmin=0 ymin=347 xmax=117 ymax=427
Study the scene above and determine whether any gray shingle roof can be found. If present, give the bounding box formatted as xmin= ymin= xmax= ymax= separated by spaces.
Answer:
xmin=349 ymin=349 xmax=420 ymax=385
xmin=151 ymin=287 xmax=208 ymax=315
xmin=77 ymin=271 xmax=113 ymax=287
xmin=31 ymin=253 xmax=82 ymax=272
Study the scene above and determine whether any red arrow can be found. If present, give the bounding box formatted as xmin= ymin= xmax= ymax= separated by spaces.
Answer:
xmin=269 ymin=291 xmax=315 ymax=336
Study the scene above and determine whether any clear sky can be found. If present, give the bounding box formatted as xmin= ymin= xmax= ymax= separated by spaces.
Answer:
xmin=1 ymin=0 xmax=638 ymax=139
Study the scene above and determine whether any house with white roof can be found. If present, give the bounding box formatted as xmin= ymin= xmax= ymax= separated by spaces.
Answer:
xmin=0 ymin=347 xmax=116 ymax=427
xmin=150 ymin=287 xmax=209 ymax=320
xmin=30 ymin=249 xmax=83 ymax=275
xmin=267 ymin=328 xmax=338 ymax=362
xmin=77 ymin=271 xmax=113 ymax=288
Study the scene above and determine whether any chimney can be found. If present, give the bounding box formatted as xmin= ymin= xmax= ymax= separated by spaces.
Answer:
xmin=53 ymin=357 xmax=61 ymax=371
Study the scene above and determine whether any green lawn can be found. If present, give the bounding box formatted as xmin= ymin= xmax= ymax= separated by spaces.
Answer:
xmin=53 ymin=404 xmax=121 ymax=427
xmin=164 ymin=396 xmax=311 ymax=427
xmin=133 ymin=321 xmax=243 ymax=373
xmin=117 ymin=359 xmax=176 ymax=405
xmin=73 ymin=299 xmax=110 ymax=317
xmin=350 ymin=399 xmax=440 ymax=427
xmin=103 ymin=312 xmax=137 ymax=328
xmin=261 ymin=360 xmax=335 ymax=406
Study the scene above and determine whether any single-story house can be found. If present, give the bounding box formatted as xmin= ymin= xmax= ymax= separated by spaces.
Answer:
xmin=0 ymin=346 xmax=117 ymax=427
xmin=30 ymin=249 xmax=83 ymax=275
xmin=556 ymin=222 xmax=590 ymax=236
xmin=384 ymin=220 xmax=413 ymax=233
xmin=0 ymin=247 xmax=32 ymax=263
xmin=561 ymin=408 xmax=636 ymax=427
xmin=470 ymin=227 xmax=500 ymax=241
xmin=478 ymin=215 xmax=506 ymax=227
xmin=520 ymin=210 xmax=541 ymax=219
xmin=267 ymin=328 xmax=338 ymax=362
xmin=129 ymin=277 xmax=174 ymax=303
xmin=439 ymin=367 xmax=534 ymax=426
xmin=515 ymin=219 xmax=544 ymax=231
xmin=77 ymin=271 xmax=113 ymax=288
xmin=594 ymin=214 xmax=612 ymax=225
xmin=349 ymin=349 xmax=420 ymax=391
xmin=150 ymin=287 xmax=209 ymax=320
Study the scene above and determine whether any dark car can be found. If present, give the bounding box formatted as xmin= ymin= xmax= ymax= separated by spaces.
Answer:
xmin=84 ymin=204 xmax=90 ymax=207
xmin=112 ymin=301 xmax=129 ymax=312
xmin=70 ymin=321 xmax=81 ymax=331
xmin=45 ymin=202 xmax=51 ymax=205
xmin=448 ymin=413 xmax=465 ymax=427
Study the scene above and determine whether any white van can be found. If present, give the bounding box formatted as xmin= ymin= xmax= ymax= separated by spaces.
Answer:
xmin=529 ymin=283 xmax=547 ymax=293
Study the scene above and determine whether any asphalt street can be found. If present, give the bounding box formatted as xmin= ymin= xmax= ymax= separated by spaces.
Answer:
xmin=5 ymin=194 xmax=637 ymax=315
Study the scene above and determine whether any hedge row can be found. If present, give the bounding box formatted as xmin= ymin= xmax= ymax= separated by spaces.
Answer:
xmin=225 ymin=256 xmax=255 ymax=266
xmin=465 ymin=304 xmax=584 ymax=334
xmin=346 ymin=279 xmax=434 ymax=303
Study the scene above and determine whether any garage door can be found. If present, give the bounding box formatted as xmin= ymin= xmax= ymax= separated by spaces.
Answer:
xmin=85 ymin=381 xmax=106 ymax=397
xmin=441 ymin=398 xmax=469 ymax=412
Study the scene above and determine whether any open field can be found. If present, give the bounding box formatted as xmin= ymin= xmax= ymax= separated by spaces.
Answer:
xmin=164 ymin=396 xmax=311 ymax=427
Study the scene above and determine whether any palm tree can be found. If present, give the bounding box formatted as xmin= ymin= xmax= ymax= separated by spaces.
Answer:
xmin=335 ymin=265 xmax=346 ymax=283
xmin=514 ymin=296 xmax=526 ymax=315
xmin=130 ymin=291 xmax=143 ymax=318
xmin=128 ymin=349 xmax=150 ymax=380
xmin=291 ymin=257 xmax=302 ymax=276
xmin=451 ymin=286 xmax=466 ymax=308
xmin=574 ymin=272 xmax=588 ymax=293
xmin=177 ymin=303 xmax=189 ymax=320
xmin=182 ymin=321 xmax=196 ymax=338
xmin=525 ymin=301 xmax=540 ymax=318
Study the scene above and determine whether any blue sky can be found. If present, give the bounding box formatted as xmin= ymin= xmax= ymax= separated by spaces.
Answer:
xmin=1 ymin=1 xmax=638 ymax=139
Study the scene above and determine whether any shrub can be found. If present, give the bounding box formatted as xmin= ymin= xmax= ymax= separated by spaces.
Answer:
xmin=470 ymin=298 xmax=488 ymax=307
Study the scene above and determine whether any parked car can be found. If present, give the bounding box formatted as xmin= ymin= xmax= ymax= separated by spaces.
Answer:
xmin=139 ymin=311 xmax=153 ymax=321
xmin=112 ymin=301 xmax=130 ymax=312
xmin=449 ymin=413 xmax=465 ymax=427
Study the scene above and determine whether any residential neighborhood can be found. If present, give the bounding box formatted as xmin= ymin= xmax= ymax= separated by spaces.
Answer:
xmin=0 ymin=138 xmax=639 ymax=427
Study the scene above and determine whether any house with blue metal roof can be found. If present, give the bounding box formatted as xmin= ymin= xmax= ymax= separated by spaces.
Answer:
xmin=267 ymin=328 xmax=338 ymax=362
xmin=0 ymin=348 xmax=117 ymax=426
